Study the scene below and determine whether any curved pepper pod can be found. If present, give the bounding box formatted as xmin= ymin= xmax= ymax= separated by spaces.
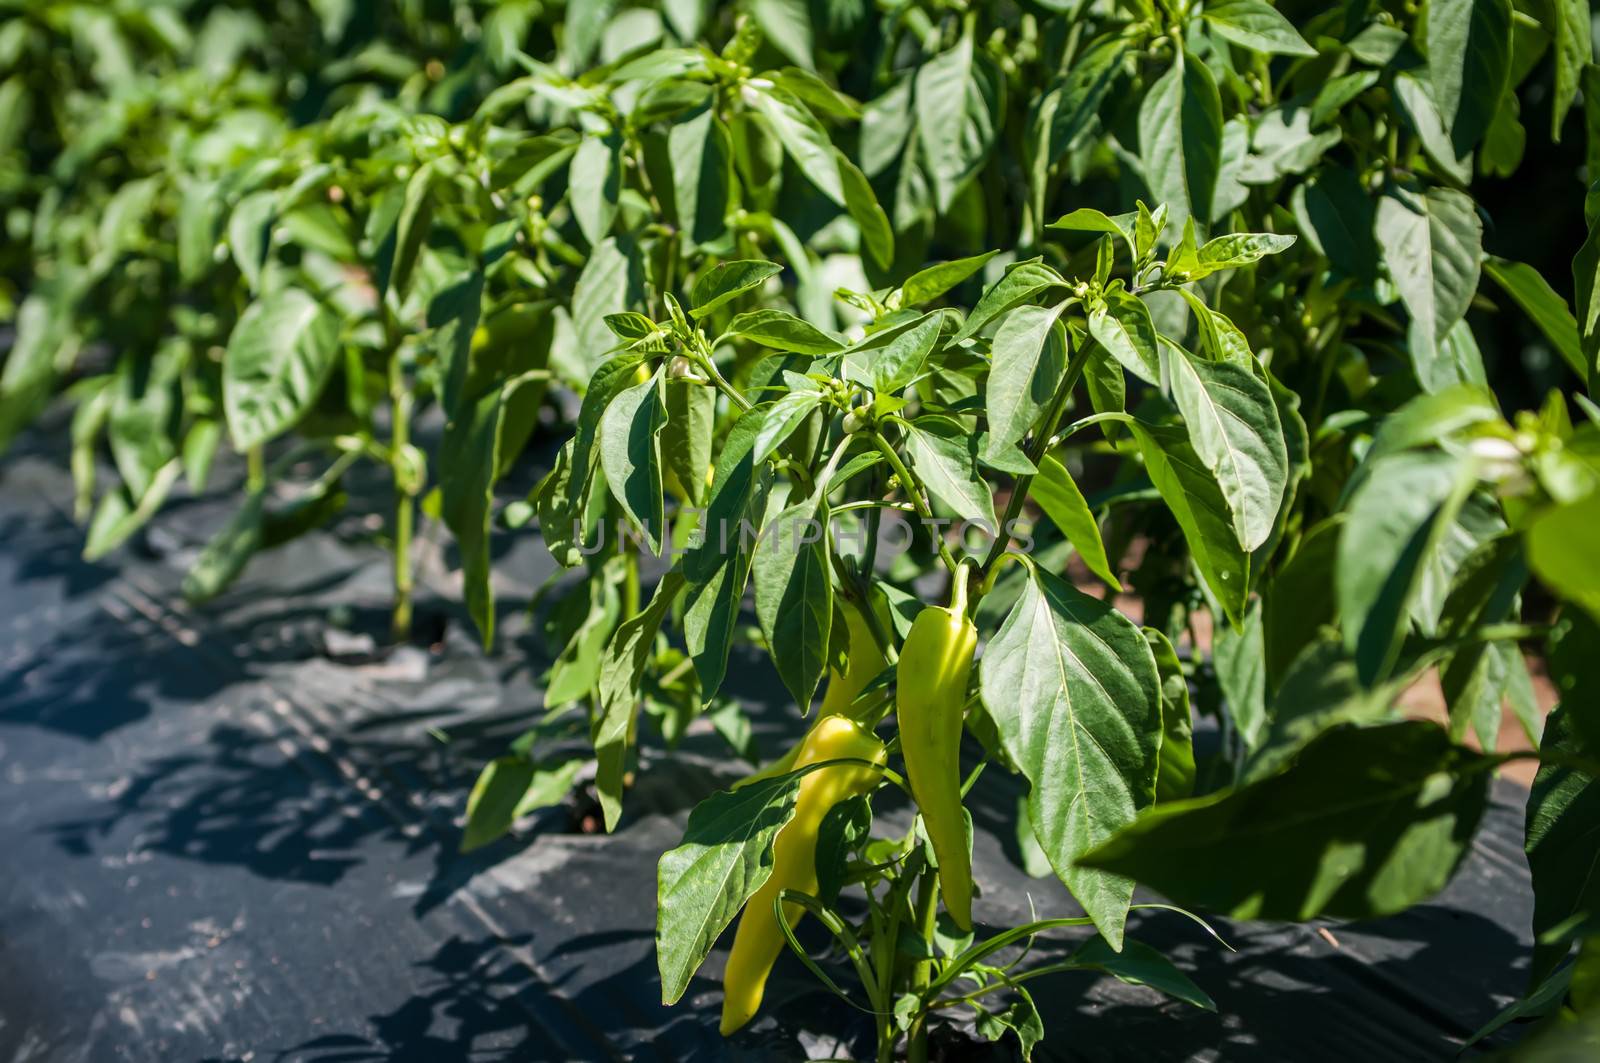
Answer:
xmin=730 ymin=597 xmax=888 ymax=792
xmin=819 ymin=596 xmax=889 ymax=717
xmin=896 ymin=586 xmax=977 ymax=932
xmin=719 ymin=715 xmax=887 ymax=1035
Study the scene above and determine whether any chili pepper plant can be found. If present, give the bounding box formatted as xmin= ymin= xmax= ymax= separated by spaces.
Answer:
xmin=4 ymin=0 xmax=1600 ymax=1056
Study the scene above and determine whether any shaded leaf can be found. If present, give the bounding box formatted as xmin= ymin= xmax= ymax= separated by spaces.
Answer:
xmin=754 ymin=495 xmax=834 ymax=709
xmin=595 ymin=570 xmax=688 ymax=831
xmin=1427 ymin=0 xmax=1512 ymax=155
xmin=984 ymin=303 xmax=1068 ymax=468
xmin=599 ymin=368 xmax=666 ymax=553
xmin=1081 ymin=722 xmax=1493 ymax=921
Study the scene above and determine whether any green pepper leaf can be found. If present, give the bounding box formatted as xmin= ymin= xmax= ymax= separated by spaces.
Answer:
xmin=691 ymin=260 xmax=784 ymax=317
xmin=1080 ymin=722 xmax=1493 ymax=922
xmin=656 ymin=772 xmax=805 ymax=1004
xmin=979 ymin=565 xmax=1161 ymax=950
xmin=595 ymin=570 xmax=688 ymax=831
xmin=223 ymin=288 xmax=341 ymax=450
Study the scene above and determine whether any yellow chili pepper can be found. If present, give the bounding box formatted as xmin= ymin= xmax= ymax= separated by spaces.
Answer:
xmin=720 ymin=714 xmax=886 ymax=1035
xmin=896 ymin=568 xmax=976 ymax=931
xmin=731 ymin=596 xmax=888 ymax=791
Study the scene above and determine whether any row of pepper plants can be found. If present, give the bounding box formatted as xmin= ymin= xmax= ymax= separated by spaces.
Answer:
xmin=3 ymin=0 xmax=1600 ymax=1056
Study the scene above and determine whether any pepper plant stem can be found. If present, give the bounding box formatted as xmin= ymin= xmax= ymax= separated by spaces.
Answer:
xmin=389 ymin=358 xmax=415 ymax=643
xmin=978 ymin=343 xmax=1092 ymax=582
xmin=870 ymin=430 xmax=962 ymax=576
xmin=906 ymin=860 xmax=941 ymax=1063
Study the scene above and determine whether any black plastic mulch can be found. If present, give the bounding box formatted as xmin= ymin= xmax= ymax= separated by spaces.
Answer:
xmin=0 ymin=428 xmax=1541 ymax=1062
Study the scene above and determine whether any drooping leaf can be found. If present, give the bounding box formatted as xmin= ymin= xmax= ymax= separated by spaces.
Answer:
xmin=571 ymin=236 xmax=646 ymax=375
xmin=1242 ymin=637 xmax=1410 ymax=782
xmin=384 ymin=159 xmax=436 ymax=300
xmin=1525 ymin=706 xmax=1599 ymax=984
xmin=1551 ymin=0 xmax=1594 ymax=140
xmin=974 ymin=985 xmax=1044 ymax=1058
xmin=598 ymin=368 xmax=666 ymax=553
xmin=1292 ymin=164 xmax=1378 ymax=283
xmin=754 ymin=494 xmax=834 ymax=709
xmin=1573 ymin=204 xmax=1600 ymax=387
xmin=1527 ymin=493 xmax=1600 ymax=625
xmin=904 ymin=415 xmax=998 ymax=531
xmin=914 ymin=29 xmax=1003 ymax=213
xmin=1030 ymin=454 xmax=1121 ymax=590
xmin=743 ymin=79 xmax=845 ymax=205
xmin=568 ymin=353 xmax=648 ymax=510
xmin=1374 ymin=185 xmax=1483 ymax=392
xmin=1546 ymin=613 xmax=1600 ymax=769
xmin=1483 ymin=256 xmax=1586 ymax=379
xmin=669 ymin=100 xmax=733 ymax=249
xmin=1087 ymin=287 xmax=1160 ymax=385
xmin=983 ymin=303 xmax=1068 ymax=468
xmin=1391 ymin=73 xmax=1473 ymax=186
xmin=686 ymin=530 xmax=761 ymax=703
xmin=1137 ymin=51 xmax=1223 ymax=228
xmin=838 ymin=148 xmax=893 ymax=269
xmin=460 ymin=757 xmax=537 ymax=854
xmin=979 ymin=565 xmax=1162 ymax=949
xmin=182 ymin=492 xmax=266 ymax=603
xmin=1028 ymin=35 xmax=1127 ymax=212
xmin=749 ymin=0 xmax=815 ymax=70
xmin=663 ymin=377 xmax=716 ymax=507
xmin=429 ymin=271 xmax=485 ymax=418
xmin=442 ymin=372 xmax=542 ymax=648
xmin=1168 ymin=351 xmax=1289 ymax=552
xmin=546 ymin=573 xmax=622 ymax=707
xmin=460 ymin=756 xmax=586 ymax=853
xmin=1068 ymin=937 xmax=1215 ymax=1010
xmin=227 ymin=189 xmax=275 ymax=293
xmin=1337 ymin=449 xmax=1474 ymax=685
xmin=1263 ymin=515 xmax=1343 ymax=689
xmin=1178 ymin=290 xmax=1253 ymax=367
xmin=1130 ymin=420 xmax=1250 ymax=627
xmin=685 ymin=408 xmax=768 ymax=584
xmin=83 ymin=460 xmax=183 ymax=561
xmin=1214 ymin=598 xmax=1269 ymax=751
xmin=656 ymin=772 xmax=805 ymax=1005
xmin=570 ymin=132 xmax=621 ymax=247
xmin=1145 ymin=628 xmax=1196 ymax=803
